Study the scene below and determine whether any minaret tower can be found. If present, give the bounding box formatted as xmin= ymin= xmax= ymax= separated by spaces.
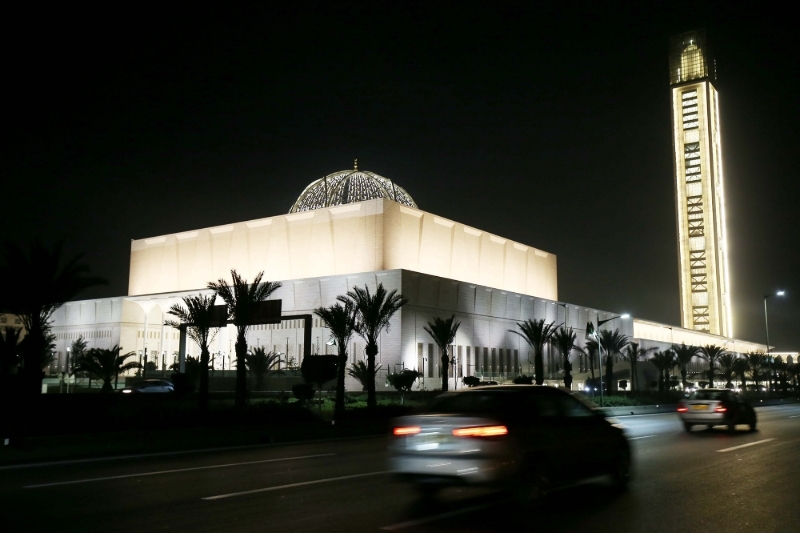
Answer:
xmin=669 ymin=29 xmax=732 ymax=336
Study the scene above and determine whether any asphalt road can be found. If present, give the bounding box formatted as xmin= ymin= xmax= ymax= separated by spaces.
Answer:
xmin=3 ymin=404 xmax=800 ymax=533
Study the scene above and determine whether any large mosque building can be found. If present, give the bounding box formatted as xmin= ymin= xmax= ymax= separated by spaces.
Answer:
xmin=45 ymin=160 xmax=766 ymax=392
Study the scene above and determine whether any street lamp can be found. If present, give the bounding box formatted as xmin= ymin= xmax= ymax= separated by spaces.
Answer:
xmin=764 ymin=290 xmax=785 ymax=393
xmin=586 ymin=313 xmax=630 ymax=407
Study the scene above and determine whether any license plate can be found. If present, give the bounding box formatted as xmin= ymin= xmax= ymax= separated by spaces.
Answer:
xmin=691 ymin=405 xmax=708 ymax=411
xmin=410 ymin=433 xmax=445 ymax=450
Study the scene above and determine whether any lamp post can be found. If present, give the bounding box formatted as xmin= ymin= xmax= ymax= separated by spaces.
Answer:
xmin=586 ymin=313 xmax=630 ymax=407
xmin=764 ymin=290 xmax=785 ymax=393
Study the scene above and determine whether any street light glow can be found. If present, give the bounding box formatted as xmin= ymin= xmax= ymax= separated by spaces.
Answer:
xmin=621 ymin=313 xmax=630 ymax=319
xmin=777 ymin=290 xmax=785 ymax=296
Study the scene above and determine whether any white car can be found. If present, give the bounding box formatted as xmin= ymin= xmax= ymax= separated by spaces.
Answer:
xmin=677 ymin=388 xmax=756 ymax=432
xmin=388 ymin=385 xmax=631 ymax=497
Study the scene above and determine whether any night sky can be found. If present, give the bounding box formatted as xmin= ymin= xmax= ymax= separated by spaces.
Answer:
xmin=5 ymin=1 xmax=799 ymax=350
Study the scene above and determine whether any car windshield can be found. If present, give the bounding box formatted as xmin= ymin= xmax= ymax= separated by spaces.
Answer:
xmin=688 ymin=390 xmax=726 ymax=401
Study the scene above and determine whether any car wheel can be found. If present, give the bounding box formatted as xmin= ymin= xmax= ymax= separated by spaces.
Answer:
xmin=749 ymin=416 xmax=757 ymax=432
xmin=727 ymin=416 xmax=737 ymax=433
xmin=610 ymin=445 xmax=632 ymax=491
xmin=683 ymin=421 xmax=693 ymax=432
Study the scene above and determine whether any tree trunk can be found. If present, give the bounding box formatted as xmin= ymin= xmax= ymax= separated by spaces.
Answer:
xmin=563 ymin=360 xmax=572 ymax=390
xmin=534 ymin=348 xmax=544 ymax=385
xmin=366 ymin=343 xmax=378 ymax=409
xmin=235 ymin=335 xmax=248 ymax=409
xmin=335 ymin=347 xmax=347 ymax=418
xmin=441 ymin=350 xmax=449 ymax=391
xmin=199 ymin=346 xmax=210 ymax=411
xmin=630 ymin=359 xmax=637 ymax=392
xmin=605 ymin=355 xmax=615 ymax=395
xmin=739 ymin=373 xmax=746 ymax=391
xmin=681 ymin=367 xmax=688 ymax=390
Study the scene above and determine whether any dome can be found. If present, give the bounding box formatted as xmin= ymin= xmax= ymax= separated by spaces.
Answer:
xmin=289 ymin=161 xmax=417 ymax=213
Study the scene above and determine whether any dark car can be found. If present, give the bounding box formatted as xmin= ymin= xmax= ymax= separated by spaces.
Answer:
xmin=677 ymin=388 xmax=756 ymax=432
xmin=122 ymin=379 xmax=175 ymax=394
xmin=388 ymin=385 xmax=630 ymax=498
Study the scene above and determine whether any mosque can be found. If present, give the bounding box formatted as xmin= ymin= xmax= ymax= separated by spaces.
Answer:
xmin=44 ymin=160 xmax=766 ymax=392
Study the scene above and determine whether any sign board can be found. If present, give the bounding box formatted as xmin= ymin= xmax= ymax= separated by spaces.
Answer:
xmin=208 ymin=305 xmax=230 ymax=328
xmin=249 ymin=300 xmax=282 ymax=325
xmin=207 ymin=300 xmax=282 ymax=327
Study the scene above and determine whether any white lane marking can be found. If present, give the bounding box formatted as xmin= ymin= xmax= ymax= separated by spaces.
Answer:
xmin=629 ymin=435 xmax=656 ymax=440
xmin=0 ymin=434 xmax=382 ymax=471
xmin=789 ymin=415 xmax=800 ymax=419
xmin=381 ymin=503 xmax=496 ymax=530
xmin=202 ymin=470 xmax=389 ymax=500
xmin=716 ymin=439 xmax=775 ymax=453
xmin=24 ymin=453 xmax=335 ymax=488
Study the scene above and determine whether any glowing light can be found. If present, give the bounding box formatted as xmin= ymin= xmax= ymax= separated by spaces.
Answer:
xmin=393 ymin=426 xmax=421 ymax=436
xmin=452 ymin=426 xmax=508 ymax=438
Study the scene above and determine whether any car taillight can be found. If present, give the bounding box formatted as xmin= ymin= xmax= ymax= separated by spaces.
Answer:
xmin=715 ymin=405 xmax=727 ymax=413
xmin=393 ymin=426 xmax=421 ymax=436
xmin=452 ymin=425 xmax=508 ymax=438
xmin=677 ymin=403 xmax=688 ymax=412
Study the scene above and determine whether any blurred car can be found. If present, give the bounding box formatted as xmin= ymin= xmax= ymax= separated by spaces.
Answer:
xmin=677 ymin=388 xmax=756 ymax=432
xmin=122 ymin=379 xmax=175 ymax=393
xmin=388 ymin=385 xmax=630 ymax=497
xmin=473 ymin=380 xmax=499 ymax=387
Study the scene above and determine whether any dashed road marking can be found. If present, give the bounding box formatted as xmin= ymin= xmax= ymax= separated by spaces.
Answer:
xmin=202 ymin=470 xmax=389 ymax=500
xmin=24 ymin=453 xmax=335 ymax=488
xmin=716 ymin=439 xmax=775 ymax=453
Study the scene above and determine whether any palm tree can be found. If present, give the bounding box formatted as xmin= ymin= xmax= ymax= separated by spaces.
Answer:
xmin=245 ymin=347 xmax=281 ymax=391
xmin=424 ymin=315 xmax=461 ymax=392
xmin=347 ymin=360 xmax=382 ymax=391
xmin=745 ymin=352 xmax=767 ymax=391
xmin=620 ymin=342 xmax=656 ymax=392
xmin=0 ymin=326 xmax=23 ymax=378
xmin=341 ymin=283 xmax=407 ymax=408
xmin=0 ymin=240 xmax=106 ymax=395
xmin=315 ymin=299 xmax=358 ymax=417
xmin=208 ymin=270 xmax=282 ymax=408
xmin=699 ymin=344 xmax=726 ymax=389
xmin=509 ymin=319 xmax=558 ymax=386
xmin=732 ymin=357 xmax=750 ymax=391
xmin=650 ymin=350 xmax=675 ymax=392
xmin=551 ymin=327 xmax=579 ymax=389
xmin=717 ymin=353 xmax=737 ymax=388
xmin=672 ymin=343 xmax=700 ymax=390
xmin=69 ymin=335 xmax=88 ymax=375
xmin=598 ymin=329 xmax=630 ymax=395
xmin=789 ymin=363 xmax=800 ymax=392
xmin=584 ymin=339 xmax=598 ymax=381
xmin=73 ymin=345 xmax=139 ymax=393
xmin=165 ymin=294 xmax=220 ymax=411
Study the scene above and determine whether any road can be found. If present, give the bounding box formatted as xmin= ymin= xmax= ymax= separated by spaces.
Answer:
xmin=2 ymin=404 xmax=800 ymax=532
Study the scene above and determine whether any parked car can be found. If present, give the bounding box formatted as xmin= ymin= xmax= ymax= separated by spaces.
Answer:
xmin=677 ymin=388 xmax=756 ymax=432
xmin=122 ymin=379 xmax=175 ymax=393
xmin=388 ymin=385 xmax=631 ymax=498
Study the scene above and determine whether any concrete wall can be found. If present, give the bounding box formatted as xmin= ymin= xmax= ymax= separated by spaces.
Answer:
xmin=128 ymin=199 xmax=558 ymax=302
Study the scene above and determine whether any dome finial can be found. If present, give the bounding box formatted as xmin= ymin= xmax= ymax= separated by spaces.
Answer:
xmin=354 ymin=158 xmax=358 ymax=170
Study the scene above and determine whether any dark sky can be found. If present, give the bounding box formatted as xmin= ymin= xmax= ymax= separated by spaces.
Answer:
xmin=5 ymin=1 xmax=799 ymax=350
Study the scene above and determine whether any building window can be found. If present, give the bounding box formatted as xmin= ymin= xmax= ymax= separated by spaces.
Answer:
xmin=682 ymin=90 xmax=699 ymax=130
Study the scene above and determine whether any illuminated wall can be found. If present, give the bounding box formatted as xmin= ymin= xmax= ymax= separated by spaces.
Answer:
xmin=128 ymin=198 xmax=558 ymax=302
xmin=670 ymin=30 xmax=732 ymax=336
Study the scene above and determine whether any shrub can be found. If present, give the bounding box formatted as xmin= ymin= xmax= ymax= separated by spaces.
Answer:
xmin=463 ymin=376 xmax=481 ymax=387
xmin=292 ymin=383 xmax=315 ymax=405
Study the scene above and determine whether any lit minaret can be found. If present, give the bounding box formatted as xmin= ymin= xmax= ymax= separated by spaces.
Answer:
xmin=669 ymin=29 xmax=732 ymax=336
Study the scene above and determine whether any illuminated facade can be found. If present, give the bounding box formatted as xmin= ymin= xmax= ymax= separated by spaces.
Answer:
xmin=670 ymin=30 xmax=732 ymax=336
xmin=42 ymin=163 xmax=765 ymax=391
